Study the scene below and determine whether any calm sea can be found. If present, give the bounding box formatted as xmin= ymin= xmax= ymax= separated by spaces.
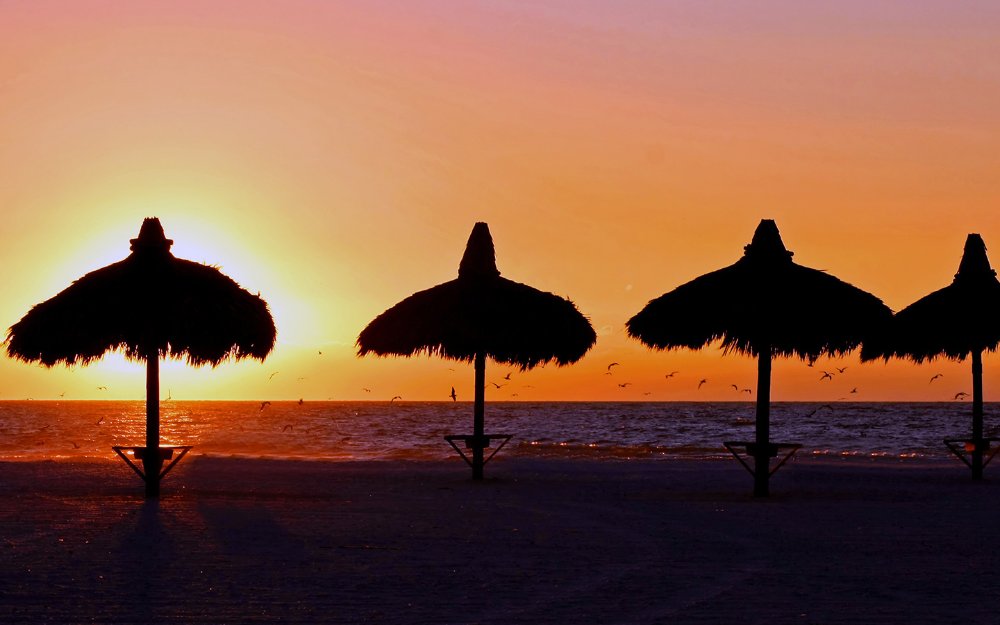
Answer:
xmin=0 ymin=401 xmax=996 ymax=462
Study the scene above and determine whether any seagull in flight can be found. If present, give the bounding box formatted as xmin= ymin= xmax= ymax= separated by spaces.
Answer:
xmin=819 ymin=371 xmax=834 ymax=381
xmin=490 ymin=382 xmax=506 ymax=389
xmin=730 ymin=384 xmax=739 ymax=391
xmin=391 ymin=396 xmax=402 ymax=403
xmin=850 ymin=388 xmax=858 ymax=394
xmin=929 ymin=374 xmax=943 ymax=384
xmin=664 ymin=371 xmax=679 ymax=379
xmin=96 ymin=386 xmax=108 ymax=391
xmin=836 ymin=367 xmax=848 ymax=374
xmin=954 ymin=392 xmax=970 ymax=400
xmin=617 ymin=382 xmax=632 ymax=388
xmin=503 ymin=372 xmax=513 ymax=381
xmin=450 ymin=387 xmax=457 ymax=401
xmin=606 ymin=362 xmax=620 ymax=373
xmin=268 ymin=372 xmax=279 ymax=381
xmin=741 ymin=388 xmax=752 ymax=395
xmin=697 ymin=379 xmax=708 ymax=390
xmin=259 ymin=401 xmax=271 ymax=411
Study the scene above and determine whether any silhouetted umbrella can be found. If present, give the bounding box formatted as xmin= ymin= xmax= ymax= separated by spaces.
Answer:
xmin=357 ymin=222 xmax=596 ymax=479
xmin=6 ymin=218 xmax=276 ymax=496
xmin=862 ymin=234 xmax=1000 ymax=479
xmin=627 ymin=219 xmax=891 ymax=496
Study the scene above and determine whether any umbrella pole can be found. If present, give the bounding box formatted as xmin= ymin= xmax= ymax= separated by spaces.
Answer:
xmin=972 ymin=349 xmax=984 ymax=481
xmin=144 ymin=349 xmax=162 ymax=498
xmin=473 ymin=351 xmax=486 ymax=480
xmin=754 ymin=346 xmax=772 ymax=498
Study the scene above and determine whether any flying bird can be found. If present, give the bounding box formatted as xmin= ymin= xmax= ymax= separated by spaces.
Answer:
xmin=929 ymin=374 xmax=943 ymax=384
xmin=697 ymin=379 xmax=708 ymax=390
xmin=268 ymin=372 xmax=279 ymax=381
xmin=503 ymin=372 xmax=513 ymax=381
xmin=490 ymin=382 xmax=506 ymax=389
xmin=259 ymin=401 xmax=271 ymax=411
xmin=730 ymin=384 xmax=739 ymax=391
xmin=362 ymin=388 xmax=372 ymax=393
xmin=819 ymin=371 xmax=834 ymax=381
xmin=391 ymin=396 xmax=402 ymax=403
xmin=741 ymin=388 xmax=752 ymax=395
xmin=836 ymin=367 xmax=848 ymax=374
xmin=954 ymin=392 xmax=970 ymax=400
xmin=96 ymin=386 xmax=108 ymax=391
xmin=618 ymin=382 xmax=632 ymax=388
xmin=450 ymin=387 xmax=457 ymax=402
xmin=607 ymin=362 xmax=620 ymax=372
xmin=850 ymin=388 xmax=858 ymax=394
xmin=58 ymin=392 xmax=65 ymax=398
xmin=664 ymin=371 xmax=679 ymax=379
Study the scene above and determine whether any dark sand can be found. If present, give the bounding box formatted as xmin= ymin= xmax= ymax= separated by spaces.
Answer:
xmin=1 ymin=456 xmax=998 ymax=624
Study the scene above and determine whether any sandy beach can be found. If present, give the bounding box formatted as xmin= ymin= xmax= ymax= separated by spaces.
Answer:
xmin=0 ymin=455 xmax=998 ymax=624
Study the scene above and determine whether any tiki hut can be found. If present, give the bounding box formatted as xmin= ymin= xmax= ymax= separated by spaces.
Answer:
xmin=627 ymin=219 xmax=891 ymax=497
xmin=357 ymin=222 xmax=596 ymax=479
xmin=5 ymin=217 xmax=276 ymax=496
xmin=862 ymin=234 xmax=1000 ymax=479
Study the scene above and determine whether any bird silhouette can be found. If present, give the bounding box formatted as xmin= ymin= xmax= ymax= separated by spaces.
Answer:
xmin=362 ymin=388 xmax=372 ymax=393
xmin=850 ymin=388 xmax=858 ymax=394
xmin=741 ymin=388 xmax=752 ymax=395
xmin=318 ymin=350 xmax=323 ymax=355
xmin=268 ymin=372 xmax=279 ymax=381
xmin=836 ymin=367 xmax=848 ymax=374
xmin=450 ymin=387 xmax=457 ymax=402
xmin=819 ymin=371 xmax=834 ymax=381
xmin=730 ymin=384 xmax=739 ymax=391
xmin=58 ymin=392 xmax=65 ymax=398
xmin=697 ymin=379 xmax=708 ymax=390
xmin=664 ymin=371 xmax=679 ymax=379
xmin=391 ymin=396 xmax=402 ymax=403
xmin=298 ymin=398 xmax=304 ymax=405
xmin=618 ymin=382 xmax=632 ymax=388
xmin=259 ymin=401 xmax=271 ymax=411
xmin=490 ymin=382 xmax=506 ymax=389
xmin=503 ymin=372 xmax=513 ymax=381
xmin=954 ymin=392 xmax=970 ymax=400
xmin=96 ymin=386 xmax=108 ymax=391
xmin=607 ymin=362 xmax=620 ymax=372
xmin=929 ymin=374 xmax=943 ymax=384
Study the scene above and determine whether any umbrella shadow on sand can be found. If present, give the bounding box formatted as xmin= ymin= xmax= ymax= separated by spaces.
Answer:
xmin=5 ymin=218 xmax=276 ymax=497
xmin=358 ymin=223 xmax=596 ymax=480
xmin=628 ymin=220 xmax=891 ymax=497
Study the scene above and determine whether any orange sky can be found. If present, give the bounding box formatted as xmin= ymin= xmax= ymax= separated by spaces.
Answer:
xmin=2 ymin=1 xmax=999 ymax=401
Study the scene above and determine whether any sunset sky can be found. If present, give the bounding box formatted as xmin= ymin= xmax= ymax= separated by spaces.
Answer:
xmin=2 ymin=1 xmax=999 ymax=401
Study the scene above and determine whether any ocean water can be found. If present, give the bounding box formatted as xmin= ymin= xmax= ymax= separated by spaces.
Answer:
xmin=0 ymin=401 xmax=996 ymax=462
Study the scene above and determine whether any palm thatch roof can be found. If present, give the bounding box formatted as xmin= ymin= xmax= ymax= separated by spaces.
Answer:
xmin=627 ymin=220 xmax=891 ymax=359
xmin=861 ymin=234 xmax=1000 ymax=363
xmin=6 ymin=218 xmax=276 ymax=367
xmin=357 ymin=223 xmax=595 ymax=369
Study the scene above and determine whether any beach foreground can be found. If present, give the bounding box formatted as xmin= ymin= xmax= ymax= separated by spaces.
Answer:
xmin=0 ymin=456 xmax=998 ymax=624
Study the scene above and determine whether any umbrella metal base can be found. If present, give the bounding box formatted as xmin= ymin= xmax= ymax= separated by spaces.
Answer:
xmin=724 ymin=441 xmax=802 ymax=480
xmin=943 ymin=437 xmax=1000 ymax=476
xmin=112 ymin=445 xmax=193 ymax=496
xmin=444 ymin=434 xmax=512 ymax=475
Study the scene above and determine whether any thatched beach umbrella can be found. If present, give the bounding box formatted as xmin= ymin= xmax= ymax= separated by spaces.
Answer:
xmin=5 ymin=218 xmax=276 ymax=496
xmin=627 ymin=220 xmax=891 ymax=497
xmin=862 ymin=234 xmax=1000 ymax=479
xmin=357 ymin=222 xmax=596 ymax=479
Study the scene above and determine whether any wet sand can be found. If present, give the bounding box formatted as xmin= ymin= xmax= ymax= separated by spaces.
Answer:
xmin=0 ymin=455 xmax=998 ymax=624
